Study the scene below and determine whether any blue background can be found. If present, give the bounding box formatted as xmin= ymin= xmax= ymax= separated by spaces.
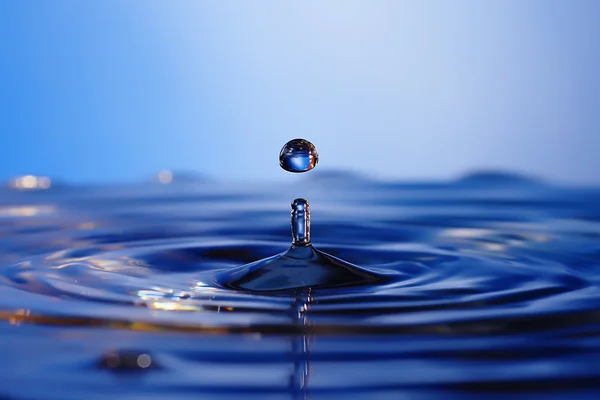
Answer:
xmin=1 ymin=1 xmax=599 ymax=184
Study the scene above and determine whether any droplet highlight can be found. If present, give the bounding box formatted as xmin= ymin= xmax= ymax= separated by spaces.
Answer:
xmin=279 ymin=139 xmax=318 ymax=173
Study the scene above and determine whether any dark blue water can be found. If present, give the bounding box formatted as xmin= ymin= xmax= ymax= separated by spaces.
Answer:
xmin=1 ymin=171 xmax=600 ymax=399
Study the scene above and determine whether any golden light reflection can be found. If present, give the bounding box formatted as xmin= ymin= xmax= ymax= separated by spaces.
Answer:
xmin=0 ymin=311 xmax=466 ymax=335
xmin=441 ymin=228 xmax=494 ymax=239
xmin=9 ymin=175 xmax=52 ymax=190
xmin=480 ymin=242 xmax=508 ymax=252
xmin=441 ymin=228 xmax=551 ymax=247
xmin=0 ymin=205 xmax=55 ymax=217
xmin=157 ymin=170 xmax=173 ymax=184
xmin=88 ymin=257 xmax=146 ymax=272
xmin=38 ymin=177 xmax=51 ymax=189
xmin=440 ymin=227 xmax=551 ymax=258
xmin=49 ymin=257 xmax=146 ymax=272
xmin=150 ymin=301 xmax=201 ymax=311
xmin=8 ymin=309 xmax=31 ymax=326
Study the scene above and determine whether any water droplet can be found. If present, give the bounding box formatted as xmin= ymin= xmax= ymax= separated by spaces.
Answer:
xmin=279 ymin=139 xmax=318 ymax=173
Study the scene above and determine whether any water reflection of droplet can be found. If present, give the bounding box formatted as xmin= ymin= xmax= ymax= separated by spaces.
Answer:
xmin=279 ymin=139 xmax=318 ymax=173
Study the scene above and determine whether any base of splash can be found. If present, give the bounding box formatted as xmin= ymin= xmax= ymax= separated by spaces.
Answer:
xmin=221 ymin=244 xmax=382 ymax=292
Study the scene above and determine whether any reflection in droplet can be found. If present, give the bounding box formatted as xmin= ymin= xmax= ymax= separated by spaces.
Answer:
xmin=279 ymin=139 xmax=318 ymax=173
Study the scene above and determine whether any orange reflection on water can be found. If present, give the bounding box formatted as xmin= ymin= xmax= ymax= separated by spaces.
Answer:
xmin=9 ymin=309 xmax=31 ymax=325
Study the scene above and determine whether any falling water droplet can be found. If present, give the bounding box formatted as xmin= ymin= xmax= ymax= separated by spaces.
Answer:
xmin=279 ymin=139 xmax=319 ymax=173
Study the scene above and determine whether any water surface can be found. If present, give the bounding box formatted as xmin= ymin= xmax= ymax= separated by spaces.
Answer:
xmin=1 ymin=172 xmax=599 ymax=399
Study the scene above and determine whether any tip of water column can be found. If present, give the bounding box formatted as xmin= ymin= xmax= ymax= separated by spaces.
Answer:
xmin=292 ymin=198 xmax=309 ymax=210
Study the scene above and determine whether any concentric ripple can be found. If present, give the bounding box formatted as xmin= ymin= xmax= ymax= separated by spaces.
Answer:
xmin=1 ymin=175 xmax=600 ymax=398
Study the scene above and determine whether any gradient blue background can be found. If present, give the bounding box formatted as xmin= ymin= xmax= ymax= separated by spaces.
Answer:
xmin=1 ymin=1 xmax=599 ymax=184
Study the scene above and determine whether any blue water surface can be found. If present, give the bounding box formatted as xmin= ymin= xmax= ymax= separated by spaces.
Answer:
xmin=0 ymin=171 xmax=599 ymax=399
